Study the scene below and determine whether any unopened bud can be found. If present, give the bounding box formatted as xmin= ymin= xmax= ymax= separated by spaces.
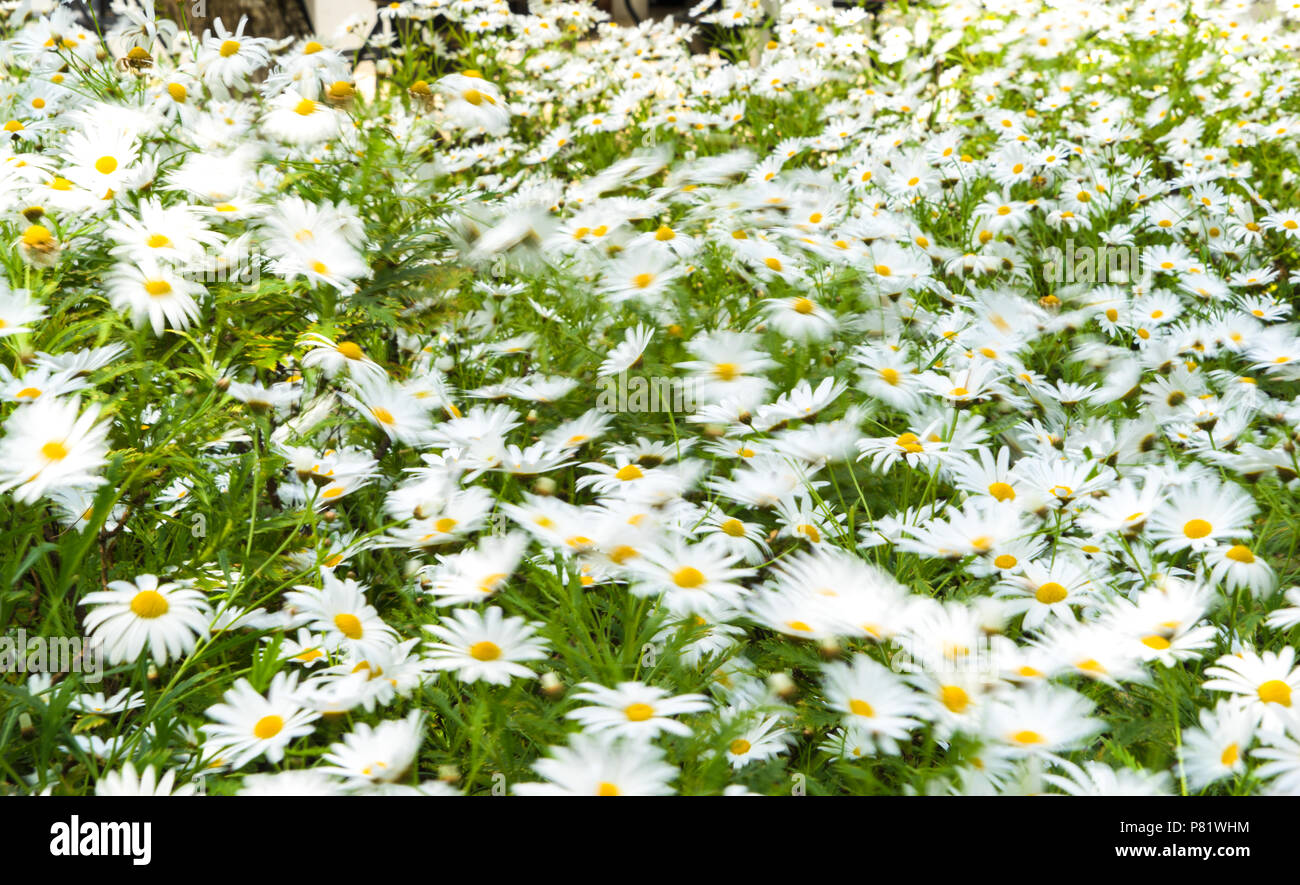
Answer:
xmin=767 ymin=672 xmax=796 ymax=699
xmin=540 ymin=671 xmax=564 ymax=698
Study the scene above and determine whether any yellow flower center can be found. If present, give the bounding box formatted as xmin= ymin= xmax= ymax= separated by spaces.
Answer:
xmin=469 ymin=641 xmax=501 ymax=661
xmin=477 ymin=572 xmax=507 ymax=594
xmin=849 ymin=698 xmax=875 ymax=717
xmin=940 ymin=685 xmax=970 ymax=713
xmin=333 ymin=613 xmax=363 ymax=639
xmin=609 ymin=546 xmax=639 ymax=565
xmin=41 ymin=440 xmax=69 ymax=461
xmin=22 ymin=225 xmax=53 ymax=246
xmin=1258 ymin=680 xmax=1292 ymax=706
xmin=720 ymin=518 xmax=746 ymax=537
xmin=988 ymin=481 xmax=1015 ymax=501
xmin=144 ymin=279 xmax=172 ymax=297
xmin=95 ymin=156 xmax=117 ymax=175
xmin=1224 ymin=544 xmax=1254 ymax=563
xmin=624 ymin=703 xmax=655 ymax=722
xmin=1012 ymin=730 xmax=1044 ymax=745
xmin=895 ymin=432 xmax=923 ymax=453
xmin=1183 ymin=519 xmax=1212 ymax=539
xmin=253 ymin=715 xmax=283 ymax=739
xmin=596 ymin=782 xmax=619 ymax=796
xmin=729 ymin=739 xmax=752 ymax=755
xmin=615 ymin=464 xmax=643 ymax=481
xmin=1035 ymin=582 xmax=1068 ymax=604
xmin=672 ymin=566 xmax=705 ymax=589
xmin=129 ymin=590 xmax=170 ymax=619
xmin=219 ymin=39 xmax=240 ymax=57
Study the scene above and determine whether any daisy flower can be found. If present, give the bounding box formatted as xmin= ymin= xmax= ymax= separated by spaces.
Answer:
xmin=81 ymin=574 xmax=213 ymax=666
xmin=566 ymin=681 xmax=711 ymax=740
xmin=0 ymin=395 xmax=110 ymax=504
xmin=261 ymin=90 xmax=342 ymax=145
xmin=338 ymin=378 xmax=436 ymax=446
xmin=423 ymin=606 xmax=549 ymax=686
xmin=283 ymin=570 xmax=398 ymax=661
xmin=0 ymin=286 xmax=46 ymax=337
xmin=982 ymin=684 xmax=1102 ymax=757
xmin=201 ymin=672 xmax=320 ymax=770
xmin=597 ymin=324 xmax=655 ymax=377
xmin=629 ymin=537 xmax=755 ymax=618
xmin=95 ymin=762 xmax=198 ymax=797
xmin=1178 ymin=702 xmax=1254 ymax=791
xmin=512 ymin=732 xmax=677 ymax=796
xmin=1252 ymin=727 xmax=1300 ymax=796
xmin=104 ymin=259 xmax=205 ymax=335
xmin=320 ymin=711 xmax=425 ymax=789
xmin=1043 ymin=759 xmax=1172 ymax=796
xmin=418 ymin=532 xmax=528 ymax=606
xmin=994 ymin=556 xmax=1099 ymax=630
xmin=299 ymin=332 xmax=388 ymax=384
xmin=1204 ymin=541 xmax=1278 ymax=598
xmin=1202 ymin=647 xmax=1300 ymax=731
xmin=1147 ymin=480 xmax=1258 ymax=554
xmin=820 ymin=655 xmax=926 ymax=754
xmin=1265 ymin=587 xmax=1300 ymax=632
xmin=720 ymin=713 xmax=794 ymax=769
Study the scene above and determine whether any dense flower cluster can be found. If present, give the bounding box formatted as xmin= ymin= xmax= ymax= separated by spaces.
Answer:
xmin=3 ymin=0 xmax=1300 ymax=796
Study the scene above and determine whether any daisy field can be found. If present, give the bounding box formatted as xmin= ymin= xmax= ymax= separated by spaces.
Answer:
xmin=1 ymin=0 xmax=1300 ymax=798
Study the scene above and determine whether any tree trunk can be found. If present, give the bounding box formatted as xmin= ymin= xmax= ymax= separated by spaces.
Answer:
xmin=162 ymin=0 xmax=315 ymax=40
